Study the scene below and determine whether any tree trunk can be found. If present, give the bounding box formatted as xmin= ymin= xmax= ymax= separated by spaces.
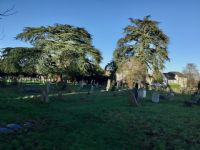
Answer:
xmin=57 ymin=74 xmax=63 ymax=83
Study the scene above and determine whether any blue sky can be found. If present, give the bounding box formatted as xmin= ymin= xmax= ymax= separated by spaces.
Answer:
xmin=0 ymin=0 xmax=200 ymax=72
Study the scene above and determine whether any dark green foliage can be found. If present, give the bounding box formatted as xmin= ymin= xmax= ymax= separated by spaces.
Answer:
xmin=16 ymin=24 xmax=102 ymax=79
xmin=152 ymin=68 xmax=164 ymax=83
xmin=114 ymin=16 xmax=169 ymax=72
xmin=0 ymin=47 xmax=41 ymax=76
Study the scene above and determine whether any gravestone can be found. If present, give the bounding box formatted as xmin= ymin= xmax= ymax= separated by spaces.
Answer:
xmin=170 ymin=92 xmax=174 ymax=97
xmin=166 ymin=92 xmax=174 ymax=100
xmin=152 ymin=92 xmax=160 ymax=103
xmin=138 ymin=88 xmax=143 ymax=99
xmin=143 ymin=89 xmax=146 ymax=98
xmin=95 ymin=82 xmax=99 ymax=87
xmin=138 ymin=88 xmax=147 ymax=99
xmin=80 ymin=80 xmax=86 ymax=88
xmin=90 ymin=85 xmax=94 ymax=93
xmin=41 ymin=89 xmax=49 ymax=103
xmin=23 ymin=121 xmax=33 ymax=127
xmin=128 ymin=91 xmax=138 ymax=106
xmin=6 ymin=123 xmax=22 ymax=130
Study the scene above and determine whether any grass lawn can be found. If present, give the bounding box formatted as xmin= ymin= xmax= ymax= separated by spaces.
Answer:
xmin=0 ymin=87 xmax=200 ymax=150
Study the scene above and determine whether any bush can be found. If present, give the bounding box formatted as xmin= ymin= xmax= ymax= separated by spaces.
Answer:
xmin=169 ymin=83 xmax=181 ymax=93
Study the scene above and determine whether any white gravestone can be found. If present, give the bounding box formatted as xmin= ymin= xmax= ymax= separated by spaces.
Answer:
xmin=152 ymin=92 xmax=160 ymax=103
xmin=138 ymin=88 xmax=147 ymax=99
xmin=143 ymin=89 xmax=146 ymax=98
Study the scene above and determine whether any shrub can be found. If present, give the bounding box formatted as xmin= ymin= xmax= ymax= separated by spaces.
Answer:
xmin=169 ymin=83 xmax=181 ymax=93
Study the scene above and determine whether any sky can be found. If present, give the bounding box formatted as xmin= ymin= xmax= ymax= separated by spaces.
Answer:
xmin=0 ymin=0 xmax=200 ymax=72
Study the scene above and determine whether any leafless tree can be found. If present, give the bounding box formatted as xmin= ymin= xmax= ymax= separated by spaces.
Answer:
xmin=183 ymin=63 xmax=199 ymax=90
xmin=0 ymin=6 xmax=16 ymax=19
xmin=0 ymin=6 xmax=16 ymax=39
xmin=118 ymin=58 xmax=147 ymax=89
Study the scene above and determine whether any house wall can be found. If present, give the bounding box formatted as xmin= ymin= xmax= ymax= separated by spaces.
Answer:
xmin=167 ymin=75 xmax=187 ymax=88
xmin=175 ymin=75 xmax=187 ymax=88
xmin=168 ymin=80 xmax=177 ymax=85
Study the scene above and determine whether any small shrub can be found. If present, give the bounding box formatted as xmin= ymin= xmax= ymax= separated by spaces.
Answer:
xmin=169 ymin=83 xmax=181 ymax=93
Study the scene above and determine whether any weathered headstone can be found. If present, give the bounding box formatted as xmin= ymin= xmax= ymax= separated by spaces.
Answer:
xmin=138 ymin=88 xmax=143 ymax=99
xmin=80 ymin=80 xmax=87 ymax=88
xmin=143 ymin=89 xmax=147 ymax=98
xmin=166 ymin=92 xmax=174 ymax=100
xmin=23 ymin=121 xmax=33 ymax=127
xmin=41 ymin=89 xmax=49 ymax=103
xmin=128 ymin=91 xmax=138 ymax=106
xmin=6 ymin=123 xmax=22 ymax=130
xmin=90 ymin=85 xmax=94 ymax=93
xmin=170 ymin=92 xmax=174 ymax=97
xmin=138 ymin=88 xmax=146 ymax=99
xmin=95 ymin=82 xmax=99 ymax=87
xmin=152 ymin=92 xmax=160 ymax=103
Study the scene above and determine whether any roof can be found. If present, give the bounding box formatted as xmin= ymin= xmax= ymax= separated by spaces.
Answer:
xmin=163 ymin=72 xmax=186 ymax=80
xmin=170 ymin=72 xmax=186 ymax=78
xmin=163 ymin=72 xmax=176 ymax=80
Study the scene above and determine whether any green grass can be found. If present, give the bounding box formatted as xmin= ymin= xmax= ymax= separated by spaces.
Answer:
xmin=0 ymin=87 xmax=200 ymax=150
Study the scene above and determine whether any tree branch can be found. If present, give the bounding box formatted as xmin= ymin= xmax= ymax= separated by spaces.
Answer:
xmin=0 ymin=5 xmax=17 ymax=19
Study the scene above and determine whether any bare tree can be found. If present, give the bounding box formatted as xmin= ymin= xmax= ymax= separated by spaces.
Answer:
xmin=0 ymin=6 xmax=16 ymax=39
xmin=118 ymin=58 xmax=147 ymax=89
xmin=183 ymin=63 xmax=199 ymax=90
xmin=0 ymin=6 xmax=16 ymax=19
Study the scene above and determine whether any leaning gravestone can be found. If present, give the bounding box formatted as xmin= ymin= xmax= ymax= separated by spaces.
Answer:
xmin=152 ymin=92 xmax=160 ymax=103
xmin=128 ymin=91 xmax=138 ymax=106
xmin=138 ymin=88 xmax=143 ymax=99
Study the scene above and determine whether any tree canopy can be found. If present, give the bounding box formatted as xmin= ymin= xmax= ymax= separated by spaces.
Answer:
xmin=0 ymin=47 xmax=41 ymax=76
xmin=114 ymin=16 xmax=169 ymax=72
xmin=16 ymin=24 xmax=102 ymax=80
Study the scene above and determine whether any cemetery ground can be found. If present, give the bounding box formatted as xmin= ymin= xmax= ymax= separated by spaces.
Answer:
xmin=1 ymin=85 xmax=200 ymax=150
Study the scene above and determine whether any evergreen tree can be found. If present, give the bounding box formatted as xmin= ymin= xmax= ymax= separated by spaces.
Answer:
xmin=114 ymin=16 xmax=169 ymax=71
xmin=16 ymin=24 xmax=102 ymax=81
